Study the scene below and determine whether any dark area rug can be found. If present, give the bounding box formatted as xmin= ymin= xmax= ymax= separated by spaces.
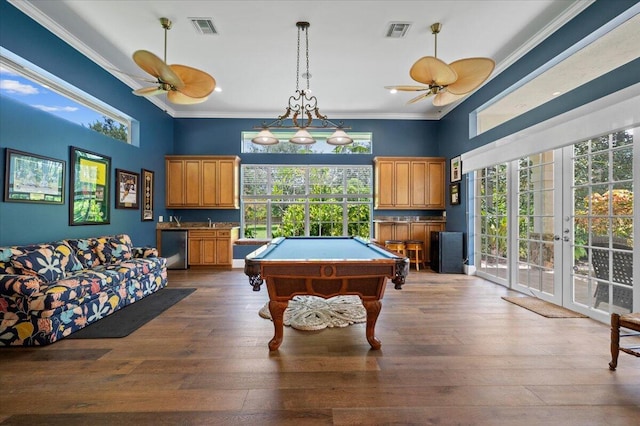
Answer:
xmin=502 ymin=296 xmax=587 ymax=318
xmin=67 ymin=287 xmax=196 ymax=339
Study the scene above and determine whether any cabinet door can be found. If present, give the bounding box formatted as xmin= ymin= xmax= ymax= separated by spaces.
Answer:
xmin=394 ymin=222 xmax=410 ymax=241
xmin=188 ymin=238 xmax=202 ymax=265
xmin=410 ymin=161 xmax=427 ymax=208
xmin=217 ymin=159 xmax=237 ymax=208
xmin=215 ymin=237 xmax=231 ymax=265
xmin=427 ymin=161 xmax=445 ymax=208
xmin=201 ymin=238 xmax=217 ymax=264
xmin=376 ymin=161 xmax=395 ymax=208
xmin=184 ymin=160 xmax=201 ymax=206
xmin=166 ymin=159 xmax=185 ymax=207
xmin=394 ymin=161 xmax=411 ymax=208
xmin=375 ymin=223 xmax=394 ymax=244
xmin=201 ymin=160 xmax=217 ymax=207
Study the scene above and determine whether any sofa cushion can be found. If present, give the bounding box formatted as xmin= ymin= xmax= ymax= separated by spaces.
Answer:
xmin=11 ymin=246 xmax=66 ymax=283
xmin=94 ymin=236 xmax=133 ymax=264
xmin=0 ymin=274 xmax=42 ymax=298
xmin=66 ymin=238 xmax=100 ymax=269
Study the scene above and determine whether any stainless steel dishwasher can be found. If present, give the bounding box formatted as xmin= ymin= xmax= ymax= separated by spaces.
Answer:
xmin=160 ymin=229 xmax=188 ymax=269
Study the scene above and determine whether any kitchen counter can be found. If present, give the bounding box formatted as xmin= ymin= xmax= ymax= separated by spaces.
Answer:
xmin=156 ymin=222 xmax=239 ymax=230
xmin=373 ymin=216 xmax=446 ymax=223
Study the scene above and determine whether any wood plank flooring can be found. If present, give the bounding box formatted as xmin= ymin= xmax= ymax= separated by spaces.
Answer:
xmin=1 ymin=268 xmax=639 ymax=425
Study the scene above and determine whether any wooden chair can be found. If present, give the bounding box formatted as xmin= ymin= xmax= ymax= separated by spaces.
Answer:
xmin=591 ymin=236 xmax=633 ymax=312
xmin=404 ymin=240 xmax=425 ymax=271
xmin=609 ymin=312 xmax=640 ymax=370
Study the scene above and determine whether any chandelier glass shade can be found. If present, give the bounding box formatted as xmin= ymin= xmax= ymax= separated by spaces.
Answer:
xmin=252 ymin=21 xmax=352 ymax=146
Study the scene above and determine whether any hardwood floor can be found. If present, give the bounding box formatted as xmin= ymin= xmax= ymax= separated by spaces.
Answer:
xmin=1 ymin=268 xmax=639 ymax=425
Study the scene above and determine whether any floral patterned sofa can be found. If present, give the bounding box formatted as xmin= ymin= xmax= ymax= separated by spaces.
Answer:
xmin=0 ymin=234 xmax=167 ymax=346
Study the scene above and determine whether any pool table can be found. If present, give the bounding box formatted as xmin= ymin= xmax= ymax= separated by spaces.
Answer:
xmin=244 ymin=236 xmax=409 ymax=350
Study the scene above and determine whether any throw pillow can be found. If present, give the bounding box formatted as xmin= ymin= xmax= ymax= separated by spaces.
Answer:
xmin=11 ymin=246 xmax=66 ymax=283
xmin=94 ymin=236 xmax=132 ymax=264
xmin=66 ymin=239 xmax=100 ymax=269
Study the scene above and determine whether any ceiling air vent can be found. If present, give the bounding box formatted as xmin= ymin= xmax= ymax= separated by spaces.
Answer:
xmin=385 ymin=22 xmax=411 ymax=38
xmin=189 ymin=17 xmax=217 ymax=35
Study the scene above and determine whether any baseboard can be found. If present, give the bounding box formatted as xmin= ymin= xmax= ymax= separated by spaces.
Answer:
xmin=463 ymin=264 xmax=476 ymax=275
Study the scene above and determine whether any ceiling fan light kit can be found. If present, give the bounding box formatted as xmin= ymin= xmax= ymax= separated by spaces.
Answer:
xmin=386 ymin=22 xmax=495 ymax=107
xmin=252 ymin=21 xmax=352 ymax=146
xmin=131 ymin=17 xmax=216 ymax=105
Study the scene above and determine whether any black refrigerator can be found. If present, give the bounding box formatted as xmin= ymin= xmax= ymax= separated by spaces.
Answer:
xmin=430 ymin=231 xmax=463 ymax=273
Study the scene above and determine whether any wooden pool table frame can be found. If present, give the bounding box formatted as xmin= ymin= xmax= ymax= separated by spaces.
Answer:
xmin=244 ymin=237 xmax=409 ymax=350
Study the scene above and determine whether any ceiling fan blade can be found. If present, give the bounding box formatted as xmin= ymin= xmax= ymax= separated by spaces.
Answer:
xmin=384 ymin=85 xmax=430 ymax=92
xmin=407 ymin=92 xmax=432 ymax=104
xmin=132 ymin=50 xmax=185 ymax=89
xmin=169 ymin=64 xmax=216 ymax=98
xmin=432 ymin=90 xmax=467 ymax=106
xmin=410 ymin=56 xmax=458 ymax=86
xmin=446 ymin=57 xmax=495 ymax=95
xmin=132 ymin=86 xmax=167 ymax=96
xmin=167 ymin=90 xmax=209 ymax=105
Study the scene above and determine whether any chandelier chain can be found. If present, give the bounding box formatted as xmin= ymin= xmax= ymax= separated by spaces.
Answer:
xmin=296 ymin=25 xmax=301 ymax=92
xmin=305 ymin=25 xmax=310 ymax=91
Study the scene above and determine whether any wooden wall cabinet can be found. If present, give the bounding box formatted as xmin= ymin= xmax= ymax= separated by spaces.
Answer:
xmin=188 ymin=228 xmax=238 ymax=267
xmin=374 ymin=222 xmax=410 ymax=244
xmin=374 ymin=157 xmax=445 ymax=209
xmin=166 ymin=156 xmax=240 ymax=209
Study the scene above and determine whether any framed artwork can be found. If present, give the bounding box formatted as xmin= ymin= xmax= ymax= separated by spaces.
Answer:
xmin=116 ymin=168 xmax=139 ymax=209
xmin=450 ymin=182 xmax=461 ymax=205
xmin=4 ymin=148 xmax=65 ymax=204
xmin=69 ymin=146 xmax=111 ymax=225
xmin=141 ymin=168 xmax=154 ymax=221
xmin=450 ymin=155 xmax=462 ymax=182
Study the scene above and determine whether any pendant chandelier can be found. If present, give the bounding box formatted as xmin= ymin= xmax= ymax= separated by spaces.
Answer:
xmin=252 ymin=21 xmax=352 ymax=146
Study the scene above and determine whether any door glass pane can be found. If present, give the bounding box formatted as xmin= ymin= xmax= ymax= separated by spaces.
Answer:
xmin=516 ymin=151 xmax=556 ymax=296
xmin=571 ymin=130 xmax=634 ymax=314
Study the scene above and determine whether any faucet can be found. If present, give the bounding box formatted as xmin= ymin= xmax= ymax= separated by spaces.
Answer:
xmin=208 ymin=218 xmax=212 ymax=228
xmin=173 ymin=216 xmax=181 ymax=227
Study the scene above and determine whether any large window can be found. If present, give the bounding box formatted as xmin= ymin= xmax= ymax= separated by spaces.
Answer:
xmin=242 ymin=165 xmax=373 ymax=239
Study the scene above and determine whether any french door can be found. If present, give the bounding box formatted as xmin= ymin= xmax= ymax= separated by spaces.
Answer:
xmin=473 ymin=128 xmax=636 ymax=320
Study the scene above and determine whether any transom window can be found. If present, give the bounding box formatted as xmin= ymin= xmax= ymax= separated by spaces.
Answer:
xmin=241 ymin=131 xmax=372 ymax=154
xmin=1 ymin=47 xmax=135 ymax=144
xmin=241 ymin=165 xmax=373 ymax=239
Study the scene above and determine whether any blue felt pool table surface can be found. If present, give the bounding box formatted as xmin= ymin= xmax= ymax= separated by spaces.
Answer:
xmin=248 ymin=236 xmax=398 ymax=261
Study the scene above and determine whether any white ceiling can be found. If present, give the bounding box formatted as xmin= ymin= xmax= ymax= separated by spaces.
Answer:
xmin=12 ymin=0 xmax=591 ymax=120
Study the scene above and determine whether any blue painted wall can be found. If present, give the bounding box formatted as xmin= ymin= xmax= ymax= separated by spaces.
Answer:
xmin=0 ymin=0 xmax=174 ymax=247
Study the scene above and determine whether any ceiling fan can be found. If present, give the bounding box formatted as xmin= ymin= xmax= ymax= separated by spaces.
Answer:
xmin=131 ymin=17 xmax=216 ymax=105
xmin=385 ymin=23 xmax=495 ymax=107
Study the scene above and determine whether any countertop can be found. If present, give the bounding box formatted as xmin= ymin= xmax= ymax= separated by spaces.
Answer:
xmin=156 ymin=222 xmax=239 ymax=230
xmin=373 ymin=216 xmax=446 ymax=223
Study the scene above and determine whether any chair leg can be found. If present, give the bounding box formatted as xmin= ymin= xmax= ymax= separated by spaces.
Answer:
xmin=609 ymin=313 xmax=621 ymax=371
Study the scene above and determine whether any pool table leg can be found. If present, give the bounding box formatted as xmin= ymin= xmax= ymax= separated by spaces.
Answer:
xmin=268 ymin=300 xmax=289 ymax=351
xmin=362 ymin=300 xmax=382 ymax=350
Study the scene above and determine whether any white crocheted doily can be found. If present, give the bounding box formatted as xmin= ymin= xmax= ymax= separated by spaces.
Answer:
xmin=259 ymin=295 xmax=366 ymax=331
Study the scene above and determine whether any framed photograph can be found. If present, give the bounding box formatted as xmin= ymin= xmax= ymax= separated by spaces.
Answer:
xmin=450 ymin=182 xmax=461 ymax=205
xmin=70 ymin=146 xmax=111 ymax=225
xmin=450 ymin=155 xmax=462 ymax=182
xmin=116 ymin=168 xmax=139 ymax=209
xmin=4 ymin=148 xmax=65 ymax=204
xmin=141 ymin=168 xmax=154 ymax=221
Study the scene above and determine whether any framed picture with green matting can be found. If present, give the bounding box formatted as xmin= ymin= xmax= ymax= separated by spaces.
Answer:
xmin=69 ymin=146 xmax=111 ymax=225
